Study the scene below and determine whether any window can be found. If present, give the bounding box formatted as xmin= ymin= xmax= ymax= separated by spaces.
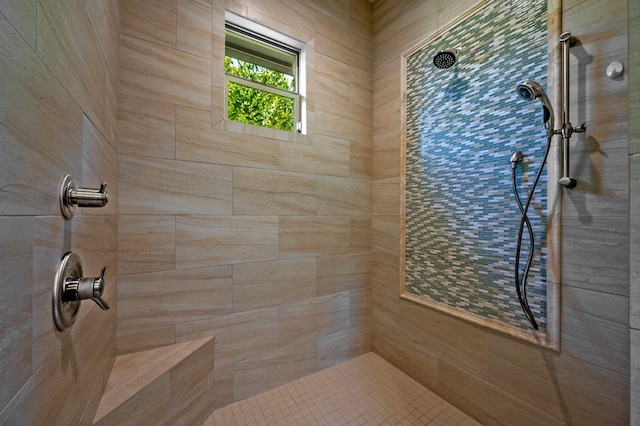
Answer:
xmin=224 ymin=13 xmax=304 ymax=133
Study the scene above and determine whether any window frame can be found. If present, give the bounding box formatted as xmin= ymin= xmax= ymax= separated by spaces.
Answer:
xmin=224 ymin=12 xmax=306 ymax=134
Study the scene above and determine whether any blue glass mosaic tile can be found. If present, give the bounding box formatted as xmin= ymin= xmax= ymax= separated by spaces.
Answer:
xmin=404 ymin=0 xmax=548 ymax=331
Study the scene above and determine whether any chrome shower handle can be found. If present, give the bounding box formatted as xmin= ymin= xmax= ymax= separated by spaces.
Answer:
xmin=53 ymin=252 xmax=111 ymax=331
xmin=60 ymin=175 xmax=109 ymax=219
xmin=63 ymin=266 xmax=110 ymax=310
xmin=69 ymin=182 xmax=109 ymax=208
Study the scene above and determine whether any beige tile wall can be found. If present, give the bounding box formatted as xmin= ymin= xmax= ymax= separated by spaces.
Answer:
xmin=629 ymin=0 xmax=639 ymax=422
xmin=2 ymin=0 xmax=632 ymax=421
xmin=117 ymin=0 xmax=373 ymax=408
xmin=371 ymin=0 xmax=630 ymax=424
xmin=0 ymin=0 xmax=120 ymax=423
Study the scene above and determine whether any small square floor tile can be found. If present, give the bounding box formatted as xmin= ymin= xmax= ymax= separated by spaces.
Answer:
xmin=204 ymin=352 xmax=480 ymax=425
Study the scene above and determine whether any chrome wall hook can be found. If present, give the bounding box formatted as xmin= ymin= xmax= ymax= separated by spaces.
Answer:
xmin=53 ymin=252 xmax=110 ymax=331
xmin=59 ymin=175 xmax=109 ymax=220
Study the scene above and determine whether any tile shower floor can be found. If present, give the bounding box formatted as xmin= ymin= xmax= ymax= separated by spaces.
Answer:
xmin=204 ymin=352 xmax=480 ymax=425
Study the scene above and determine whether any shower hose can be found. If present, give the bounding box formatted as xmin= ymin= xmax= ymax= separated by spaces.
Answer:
xmin=510 ymin=135 xmax=552 ymax=331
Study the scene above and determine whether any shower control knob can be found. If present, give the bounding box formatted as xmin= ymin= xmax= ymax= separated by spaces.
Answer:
xmin=70 ymin=182 xmax=109 ymax=208
xmin=53 ymin=252 xmax=111 ymax=331
xmin=59 ymin=174 xmax=109 ymax=220
xmin=606 ymin=61 xmax=624 ymax=79
xmin=64 ymin=266 xmax=110 ymax=310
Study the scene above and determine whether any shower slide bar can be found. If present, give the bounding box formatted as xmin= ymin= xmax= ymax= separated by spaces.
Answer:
xmin=556 ymin=31 xmax=586 ymax=189
xmin=510 ymin=31 xmax=587 ymax=329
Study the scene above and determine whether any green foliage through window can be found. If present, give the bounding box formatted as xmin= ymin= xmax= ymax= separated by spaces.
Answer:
xmin=225 ymin=57 xmax=296 ymax=132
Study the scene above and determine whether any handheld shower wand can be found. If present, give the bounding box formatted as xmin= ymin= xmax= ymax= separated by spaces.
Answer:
xmin=511 ymin=80 xmax=557 ymax=330
xmin=516 ymin=81 xmax=554 ymax=138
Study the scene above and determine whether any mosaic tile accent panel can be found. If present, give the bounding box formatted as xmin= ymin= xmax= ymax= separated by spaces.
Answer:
xmin=404 ymin=0 xmax=548 ymax=331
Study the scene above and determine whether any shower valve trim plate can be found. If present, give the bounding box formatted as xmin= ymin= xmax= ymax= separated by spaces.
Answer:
xmin=53 ymin=252 xmax=110 ymax=331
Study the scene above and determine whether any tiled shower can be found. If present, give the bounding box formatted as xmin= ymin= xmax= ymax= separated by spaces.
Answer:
xmin=403 ymin=0 xmax=550 ymax=333
xmin=0 ymin=0 xmax=636 ymax=425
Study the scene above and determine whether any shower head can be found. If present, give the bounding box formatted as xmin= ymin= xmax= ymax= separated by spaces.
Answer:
xmin=433 ymin=49 xmax=459 ymax=69
xmin=516 ymin=80 xmax=554 ymax=135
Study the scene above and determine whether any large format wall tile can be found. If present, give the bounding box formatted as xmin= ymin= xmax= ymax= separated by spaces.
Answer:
xmin=232 ymin=258 xmax=317 ymax=312
xmin=232 ymin=168 xmax=318 ymax=215
xmin=437 ymin=360 xmax=563 ymax=426
xmin=279 ymin=216 xmax=351 ymax=258
xmin=0 ymin=0 xmax=36 ymax=49
xmin=487 ymin=330 xmax=628 ymax=424
xmin=314 ymin=13 xmax=371 ymax=74
xmin=349 ymin=287 xmax=372 ymax=328
xmin=118 ymin=94 xmax=176 ymax=159
xmin=562 ymin=216 xmax=629 ymax=296
xmin=118 ymin=215 xmax=176 ymax=274
xmin=176 ymin=215 xmax=279 ymax=268
xmin=176 ymin=307 xmax=279 ymax=366
xmin=372 ymin=324 xmax=437 ymax=389
xmin=118 ymin=266 xmax=232 ymax=336
xmin=0 ymin=218 xmax=33 ymax=410
xmin=632 ymin=154 xmax=640 ymax=329
xmin=399 ymin=298 xmax=490 ymax=381
xmin=317 ymin=252 xmax=370 ymax=295
xmin=278 ymin=135 xmax=351 ymax=177
xmin=121 ymin=0 xmax=176 ymax=48
xmin=628 ymin=0 xmax=639 ymax=419
xmin=349 ymin=216 xmax=372 ymax=252
xmin=278 ymin=292 xmax=351 ymax=346
xmin=0 ymin=14 xmax=83 ymax=216
xmin=233 ymin=341 xmax=319 ymax=401
xmin=632 ymin=329 xmax=640 ymax=425
xmin=315 ymin=103 xmax=372 ymax=143
xmin=372 ymin=176 xmax=400 ymax=216
xmin=176 ymin=106 xmax=279 ymax=169
xmin=120 ymin=34 xmax=211 ymax=109
xmin=38 ymin=0 xmax=107 ymax=136
xmin=631 ymin=6 xmax=640 ymax=156
xmin=234 ymin=0 xmax=315 ymax=42
xmin=117 ymin=326 xmax=178 ymax=355
xmin=318 ymin=325 xmax=371 ymax=369
xmin=317 ymin=175 xmax=371 ymax=216
xmin=119 ymin=155 xmax=232 ymax=214
xmin=85 ymin=0 xmax=121 ymax=82
xmin=561 ymin=285 xmax=629 ymax=374
xmin=177 ymin=0 xmax=212 ymax=59
xmin=561 ymin=137 xmax=629 ymax=218
xmin=31 ymin=217 xmax=65 ymax=369
xmin=82 ymin=115 xmax=119 ymax=217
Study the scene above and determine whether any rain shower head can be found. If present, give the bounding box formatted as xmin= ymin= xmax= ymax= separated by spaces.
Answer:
xmin=433 ymin=48 xmax=460 ymax=69
xmin=516 ymin=80 xmax=554 ymax=134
